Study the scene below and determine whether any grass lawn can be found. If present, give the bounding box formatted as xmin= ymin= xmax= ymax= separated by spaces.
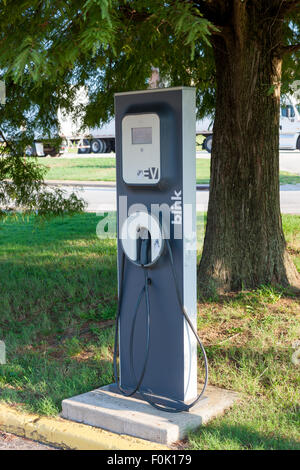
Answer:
xmin=0 ymin=213 xmax=299 ymax=450
xmin=38 ymin=156 xmax=300 ymax=186
xmin=279 ymin=172 xmax=300 ymax=185
xmin=39 ymin=157 xmax=117 ymax=182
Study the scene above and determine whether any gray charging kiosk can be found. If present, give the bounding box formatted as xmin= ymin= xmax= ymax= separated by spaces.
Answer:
xmin=114 ymin=87 xmax=204 ymax=409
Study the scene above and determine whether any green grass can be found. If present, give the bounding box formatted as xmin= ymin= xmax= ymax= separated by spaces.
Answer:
xmin=38 ymin=156 xmax=211 ymax=184
xmin=39 ymin=157 xmax=117 ymax=181
xmin=0 ymin=213 xmax=299 ymax=449
xmin=38 ymin=156 xmax=300 ymax=186
xmin=196 ymin=160 xmax=210 ymax=184
xmin=190 ymin=285 xmax=300 ymax=450
xmin=0 ymin=213 xmax=117 ymax=414
xmin=279 ymin=172 xmax=300 ymax=185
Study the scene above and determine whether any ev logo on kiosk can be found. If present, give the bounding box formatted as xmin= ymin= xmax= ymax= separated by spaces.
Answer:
xmin=137 ymin=167 xmax=159 ymax=180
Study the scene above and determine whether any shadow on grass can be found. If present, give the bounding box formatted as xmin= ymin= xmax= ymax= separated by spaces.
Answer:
xmin=0 ymin=213 xmax=118 ymax=417
xmin=0 ymin=358 xmax=115 ymax=416
xmin=198 ymin=278 xmax=300 ymax=303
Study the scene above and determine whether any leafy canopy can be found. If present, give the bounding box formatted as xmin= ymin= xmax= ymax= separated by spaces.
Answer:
xmin=0 ymin=1 xmax=299 ymax=215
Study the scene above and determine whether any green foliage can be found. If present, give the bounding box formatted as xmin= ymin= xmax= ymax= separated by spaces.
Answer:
xmin=0 ymin=1 xmax=299 ymax=214
xmin=1 ymin=0 xmax=297 ymax=131
xmin=281 ymin=5 xmax=300 ymax=95
xmin=0 ymin=146 xmax=85 ymax=219
xmin=0 ymin=0 xmax=216 ymax=130
xmin=0 ymin=68 xmax=85 ymax=217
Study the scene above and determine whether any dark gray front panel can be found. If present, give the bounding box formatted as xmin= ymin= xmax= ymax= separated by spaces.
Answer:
xmin=115 ymin=89 xmax=186 ymax=401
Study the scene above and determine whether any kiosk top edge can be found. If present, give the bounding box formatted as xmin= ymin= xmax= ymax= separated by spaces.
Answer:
xmin=114 ymin=86 xmax=195 ymax=97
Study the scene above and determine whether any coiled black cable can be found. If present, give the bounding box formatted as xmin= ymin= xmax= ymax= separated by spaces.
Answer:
xmin=113 ymin=252 xmax=151 ymax=397
xmin=113 ymin=239 xmax=208 ymax=412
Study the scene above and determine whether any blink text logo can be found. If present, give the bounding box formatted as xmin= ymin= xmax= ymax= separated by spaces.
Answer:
xmin=137 ymin=167 xmax=159 ymax=180
xmin=171 ymin=190 xmax=182 ymax=226
xmin=171 ymin=190 xmax=183 ymax=240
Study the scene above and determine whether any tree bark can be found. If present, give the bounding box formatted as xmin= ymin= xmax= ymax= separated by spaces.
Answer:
xmin=198 ymin=1 xmax=300 ymax=294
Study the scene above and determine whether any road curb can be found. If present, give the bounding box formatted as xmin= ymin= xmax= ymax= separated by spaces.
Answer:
xmin=0 ymin=404 xmax=169 ymax=450
xmin=44 ymin=180 xmax=210 ymax=191
xmin=44 ymin=180 xmax=116 ymax=188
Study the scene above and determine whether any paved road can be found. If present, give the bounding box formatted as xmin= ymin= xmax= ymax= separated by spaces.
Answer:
xmin=279 ymin=150 xmax=300 ymax=175
xmin=63 ymin=183 xmax=300 ymax=214
xmin=0 ymin=430 xmax=57 ymax=450
xmin=196 ymin=150 xmax=300 ymax=174
xmin=57 ymin=150 xmax=300 ymax=214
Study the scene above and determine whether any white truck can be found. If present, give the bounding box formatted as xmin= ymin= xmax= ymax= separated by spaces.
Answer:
xmin=199 ymin=95 xmax=300 ymax=153
xmin=58 ymin=87 xmax=115 ymax=155
xmin=34 ymin=92 xmax=300 ymax=156
xmin=29 ymin=87 xmax=116 ymax=156
xmin=59 ymin=118 xmax=116 ymax=154
xmin=279 ymin=96 xmax=300 ymax=150
xmin=57 ymin=106 xmax=213 ymax=155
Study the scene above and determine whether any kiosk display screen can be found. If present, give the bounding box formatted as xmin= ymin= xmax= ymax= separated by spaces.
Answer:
xmin=131 ymin=127 xmax=152 ymax=145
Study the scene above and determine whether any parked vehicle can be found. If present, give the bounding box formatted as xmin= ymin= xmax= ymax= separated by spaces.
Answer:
xmin=196 ymin=117 xmax=213 ymax=152
xmin=32 ymin=90 xmax=300 ymax=156
xmin=58 ymin=87 xmax=115 ymax=155
xmin=200 ymin=95 xmax=300 ymax=153
xmin=58 ymin=113 xmax=213 ymax=155
xmin=27 ymin=139 xmax=62 ymax=157
xmin=59 ymin=118 xmax=115 ymax=155
xmin=279 ymin=96 xmax=300 ymax=150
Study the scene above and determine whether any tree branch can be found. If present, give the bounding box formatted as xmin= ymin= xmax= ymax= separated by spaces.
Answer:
xmin=209 ymin=24 xmax=232 ymax=37
xmin=280 ymin=43 xmax=300 ymax=56
xmin=0 ymin=127 xmax=14 ymax=155
xmin=192 ymin=0 xmax=230 ymax=23
xmin=279 ymin=0 xmax=300 ymax=15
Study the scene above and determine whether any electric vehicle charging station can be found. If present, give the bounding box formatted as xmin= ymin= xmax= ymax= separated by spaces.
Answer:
xmin=61 ymin=88 xmax=240 ymax=442
xmin=113 ymin=87 xmax=208 ymax=411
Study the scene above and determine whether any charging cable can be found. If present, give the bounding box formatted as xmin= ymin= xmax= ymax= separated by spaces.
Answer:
xmin=113 ymin=239 xmax=208 ymax=412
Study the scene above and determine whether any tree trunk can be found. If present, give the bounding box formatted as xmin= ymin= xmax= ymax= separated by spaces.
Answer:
xmin=198 ymin=2 xmax=300 ymax=294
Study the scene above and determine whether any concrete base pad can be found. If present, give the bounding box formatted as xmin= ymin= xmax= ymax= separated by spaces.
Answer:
xmin=61 ymin=385 xmax=239 ymax=445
